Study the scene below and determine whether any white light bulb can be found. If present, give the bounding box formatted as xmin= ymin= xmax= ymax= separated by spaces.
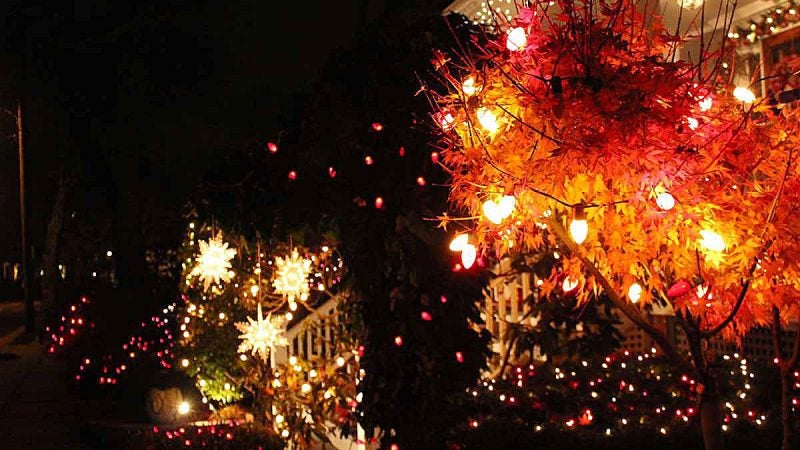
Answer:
xmin=461 ymin=244 xmax=477 ymax=269
xmin=449 ymin=234 xmax=470 ymax=252
xmin=699 ymin=229 xmax=726 ymax=252
xmin=569 ymin=218 xmax=588 ymax=244
xmin=476 ymin=108 xmax=499 ymax=133
xmin=562 ymin=276 xmax=579 ymax=293
xmin=677 ymin=0 xmax=704 ymax=9
xmin=483 ymin=199 xmax=505 ymax=224
xmin=177 ymin=401 xmax=190 ymax=415
xmin=656 ymin=192 xmax=675 ymax=211
xmin=628 ymin=283 xmax=643 ymax=303
xmin=733 ymin=86 xmax=756 ymax=104
xmin=506 ymin=27 xmax=527 ymax=51
xmin=498 ymin=195 xmax=516 ymax=218
xmin=462 ymin=76 xmax=479 ymax=96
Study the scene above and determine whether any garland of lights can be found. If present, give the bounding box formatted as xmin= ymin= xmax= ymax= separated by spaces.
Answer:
xmin=730 ymin=1 xmax=800 ymax=46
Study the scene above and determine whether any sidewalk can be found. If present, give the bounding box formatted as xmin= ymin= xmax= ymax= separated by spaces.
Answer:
xmin=0 ymin=330 xmax=92 ymax=449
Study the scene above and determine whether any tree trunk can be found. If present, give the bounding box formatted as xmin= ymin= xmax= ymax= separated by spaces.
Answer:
xmin=681 ymin=316 xmax=724 ymax=450
xmin=772 ymin=306 xmax=800 ymax=450
xmin=780 ymin=367 xmax=794 ymax=450
xmin=772 ymin=306 xmax=799 ymax=450
xmin=41 ymin=173 xmax=71 ymax=321
xmin=699 ymin=388 xmax=725 ymax=450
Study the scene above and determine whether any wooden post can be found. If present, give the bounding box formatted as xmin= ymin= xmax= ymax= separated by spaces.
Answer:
xmin=17 ymin=101 xmax=33 ymax=333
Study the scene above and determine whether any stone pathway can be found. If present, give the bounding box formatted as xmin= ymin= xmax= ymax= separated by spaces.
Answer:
xmin=0 ymin=333 xmax=92 ymax=449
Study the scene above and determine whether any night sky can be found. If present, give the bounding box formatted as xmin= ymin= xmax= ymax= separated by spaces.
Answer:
xmin=0 ymin=0 xmax=391 ymax=260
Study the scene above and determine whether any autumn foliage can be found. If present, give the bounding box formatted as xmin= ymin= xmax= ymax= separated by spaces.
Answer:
xmin=433 ymin=0 xmax=800 ymax=341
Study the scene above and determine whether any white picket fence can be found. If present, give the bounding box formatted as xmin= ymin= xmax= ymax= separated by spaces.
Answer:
xmin=277 ymin=297 xmax=374 ymax=450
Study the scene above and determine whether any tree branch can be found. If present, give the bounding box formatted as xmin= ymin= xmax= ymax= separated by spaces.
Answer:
xmin=544 ymin=217 xmax=696 ymax=377
xmin=702 ymin=277 xmax=751 ymax=338
xmin=788 ymin=310 xmax=800 ymax=370
xmin=772 ymin=306 xmax=785 ymax=367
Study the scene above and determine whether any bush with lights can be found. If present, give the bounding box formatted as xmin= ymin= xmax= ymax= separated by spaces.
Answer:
xmin=453 ymin=350 xmax=772 ymax=448
xmin=174 ymin=221 xmax=358 ymax=448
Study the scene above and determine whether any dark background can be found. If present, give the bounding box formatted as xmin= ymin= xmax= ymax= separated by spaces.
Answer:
xmin=0 ymin=0 xmax=440 ymax=263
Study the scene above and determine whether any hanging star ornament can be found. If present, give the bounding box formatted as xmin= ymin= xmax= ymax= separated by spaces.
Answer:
xmin=235 ymin=303 xmax=288 ymax=362
xmin=272 ymin=248 xmax=312 ymax=304
xmin=190 ymin=232 xmax=237 ymax=291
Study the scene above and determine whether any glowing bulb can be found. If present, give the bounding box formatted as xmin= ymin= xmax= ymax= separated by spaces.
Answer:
xmin=438 ymin=112 xmax=455 ymax=130
xmin=449 ymin=234 xmax=469 ymax=251
xmin=483 ymin=199 xmax=504 ymax=224
xmin=462 ymin=76 xmax=479 ymax=96
xmin=476 ymin=108 xmax=499 ymax=133
xmin=177 ymin=401 xmax=190 ymax=415
xmin=699 ymin=229 xmax=726 ymax=252
xmin=181 ymin=358 xmax=190 ymax=368
xmin=482 ymin=195 xmax=515 ymax=224
xmin=461 ymin=244 xmax=477 ymax=269
xmin=569 ymin=218 xmax=588 ymax=244
xmin=677 ymin=0 xmax=704 ymax=9
xmin=628 ymin=283 xmax=643 ymax=304
xmin=733 ymin=86 xmax=756 ymax=104
xmin=275 ymin=414 xmax=285 ymax=424
xmin=562 ymin=276 xmax=579 ymax=294
xmin=506 ymin=27 xmax=527 ymax=51
xmin=498 ymin=195 xmax=515 ymax=218
xmin=656 ymin=192 xmax=675 ymax=211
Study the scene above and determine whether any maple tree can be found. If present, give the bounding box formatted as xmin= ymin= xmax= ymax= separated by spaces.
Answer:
xmin=429 ymin=1 xmax=800 ymax=449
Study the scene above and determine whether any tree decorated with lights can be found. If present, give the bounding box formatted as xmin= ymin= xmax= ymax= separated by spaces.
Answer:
xmin=176 ymin=221 xmax=358 ymax=448
xmin=429 ymin=1 xmax=800 ymax=449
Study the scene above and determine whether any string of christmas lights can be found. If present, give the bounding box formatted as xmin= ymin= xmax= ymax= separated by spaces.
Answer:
xmin=729 ymin=1 xmax=800 ymax=46
xmin=45 ymin=295 xmax=94 ymax=354
xmin=74 ymin=302 xmax=179 ymax=386
xmin=465 ymin=349 xmax=788 ymax=436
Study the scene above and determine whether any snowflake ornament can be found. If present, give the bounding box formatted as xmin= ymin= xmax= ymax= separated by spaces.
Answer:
xmin=272 ymin=248 xmax=312 ymax=304
xmin=190 ymin=232 xmax=237 ymax=291
xmin=235 ymin=303 xmax=288 ymax=362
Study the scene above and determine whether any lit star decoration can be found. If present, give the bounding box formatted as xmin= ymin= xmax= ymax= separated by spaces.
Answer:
xmin=272 ymin=248 xmax=312 ymax=304
xmin=235 ymin=303 xmax=288 ymax=362
xmin=190 ymin=232 xmax=237 ymax=291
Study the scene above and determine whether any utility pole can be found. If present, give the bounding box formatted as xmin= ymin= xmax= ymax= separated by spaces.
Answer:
xmin=17 ymin=100 xmax=33 ymax=333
